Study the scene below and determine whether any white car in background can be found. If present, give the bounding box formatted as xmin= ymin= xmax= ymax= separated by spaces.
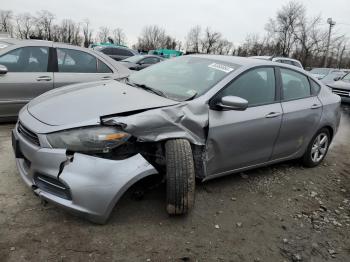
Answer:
xmin=250 ymin=56 xmax=303 ymax=69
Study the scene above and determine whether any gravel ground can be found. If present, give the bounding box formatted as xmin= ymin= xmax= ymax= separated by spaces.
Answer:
xmin=0 ymin=105 xmax=349 ymax=262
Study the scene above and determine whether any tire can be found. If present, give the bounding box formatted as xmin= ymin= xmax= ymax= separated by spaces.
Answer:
xmin=165 ymin=139 xmax=195 ymax=215
xmin=302 ymin=128 xmax=331 ymax=168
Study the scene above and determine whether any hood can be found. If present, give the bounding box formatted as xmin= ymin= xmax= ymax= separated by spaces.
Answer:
xmin=328 ymin=80 xmax=350 ymax=90
xmin=28 ymin=80 xmax=178 ymax=126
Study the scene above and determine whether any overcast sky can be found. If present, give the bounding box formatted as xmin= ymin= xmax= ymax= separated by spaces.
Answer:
xmin=5 ymin=0 xmax=350 ymax=46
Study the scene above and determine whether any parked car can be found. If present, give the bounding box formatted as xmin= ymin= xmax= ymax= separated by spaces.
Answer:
xmin=250 ymin=56 xmax=303 ymax=69
xmin=319 ymin=71 xmax=346 ymax=85
xmin=94 ymin=45 xmax=138 ymax=61
xmin=327 ymin=72 xmax=350 ymax=103
xmin=12 ymin=55 xmax=340 ymax=223
xmin=0 ymin=39 xmax=130 ymax=121
xmin=309 ymin=68 xmax=343 ymax=80
xmin=88 ymin=42 xmax=128 ymax=49
xmin=120 ymin=55 xmax=164 ymax=70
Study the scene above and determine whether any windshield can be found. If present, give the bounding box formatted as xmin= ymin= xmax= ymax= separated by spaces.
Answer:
xmin=310 ymin=68 xmax=331 ymax=75
xmin=343 ymin=73 xmax=350 ymax=81
xmin=122 ymin=55 xmax=144 ymax=63
xmin=128 ymin=56 xmax=239 ymax=101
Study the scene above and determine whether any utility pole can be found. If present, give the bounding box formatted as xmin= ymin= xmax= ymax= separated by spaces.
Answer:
xmin=324 ymin=18 xmax=336 ymax=67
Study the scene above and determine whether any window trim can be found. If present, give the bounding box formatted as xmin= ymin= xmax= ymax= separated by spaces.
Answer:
xmin=97 ymin=59 xmax=113 ymax=73
xmin=0 ymin=46 xmax=51 ymax=73
xmin=308 ymin=77 xmax=321 ymax=96
xmin=209 ymin=65 xmax=280 ymax=109
xmin=278 ymin=66 xmax=316 ymax=102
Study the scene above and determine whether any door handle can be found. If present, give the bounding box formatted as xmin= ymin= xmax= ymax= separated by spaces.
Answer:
xmin=101 ymin=76 xmax=112 ymax=80
xmin=265 ymin=112 xmax=282 ymax=118
xmin=36 ymin=76 xmax=52 ymax=81
xmin=311 ymin=104 xmax=322 ymax=109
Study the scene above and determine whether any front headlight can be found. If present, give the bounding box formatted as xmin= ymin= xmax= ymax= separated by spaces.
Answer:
xmin=47 ymin=126 xmax=131 ymax=153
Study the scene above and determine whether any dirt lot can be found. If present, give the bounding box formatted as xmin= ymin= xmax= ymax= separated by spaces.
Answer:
xmin=0 ymin=105 xmax=350 ymax=262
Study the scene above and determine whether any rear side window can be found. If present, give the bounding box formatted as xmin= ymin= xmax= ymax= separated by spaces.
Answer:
xmin=114 ymin=48 xmax=133 ymax=56
xmin=0 ymin=46 xmax=49 ymax=72
xmin=57 ymin=48 xmax=97 ymax=73
xmin=98 ymin=59 xmax=112 ymax=73
xmin=310 ymin=79 xmax=321 ymax=94
xmin=101 ymin=48 xmax=114 ymax=55
xmin=219 ymin=67 xmax=276 ymax=106
xmin=281 ymin=68 xmax=311 ymax=100
xmin=142 ymin=57 xmax=159 ymax=64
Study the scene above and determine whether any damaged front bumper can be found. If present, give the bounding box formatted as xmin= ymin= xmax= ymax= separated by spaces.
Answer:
xmin=12 ymin=122 xmax=157 ymax=224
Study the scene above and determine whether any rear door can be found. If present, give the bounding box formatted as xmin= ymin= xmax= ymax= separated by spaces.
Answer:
xmin=271 ymin=67 xmax=322 ymax=160
xmin=0 ymin=45 xmax=53 ymax=118
xmin=53 ymin=47 xmax=114 ymax=88
xmin=206 ymin=67 xmax=283 ymax=176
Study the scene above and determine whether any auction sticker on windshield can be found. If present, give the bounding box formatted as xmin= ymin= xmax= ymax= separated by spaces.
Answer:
xmin=208 ymin=63 xmax=234 ymax=73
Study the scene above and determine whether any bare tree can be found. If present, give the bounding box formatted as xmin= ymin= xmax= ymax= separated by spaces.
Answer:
xmin=185 ymin=25 xmax=201 ymax=53
xmin=265 ymin=1 xmax=305 ymax=56
xmin=293 ymin=15 xmax=328 ymax=67
xmin=15 ymin=13 xmax=33 ymax=39
xmin=82 ymin=19 xmax=93 ymax=47
xmin=35 ymin=10 xmax=55 ymax=40
xmin=0 ymin=10 xmax=14 ymax=36
xmin=135 ymin=25 xmax=167 ymax=51
xmin=201 ymin=27 xmax=222 ymax=54
xmin=98 ymin=26 xmax=110 ymax=42
xmin=112 ymin=28 xmax=126 ymax=45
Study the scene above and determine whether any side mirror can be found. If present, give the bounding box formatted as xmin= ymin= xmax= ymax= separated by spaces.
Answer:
xmin=217 ymin=96 xmax=248 ymax=111
xmin=0 ymin=65 xmax=8 ymax=75
xmin=333 ymin=76 xmax=341 ymax=81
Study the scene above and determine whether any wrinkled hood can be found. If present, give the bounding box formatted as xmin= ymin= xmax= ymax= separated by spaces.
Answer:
xmin=28 ymin=80 xmax=178 ymax=126
xmin=328 ymin=80 xmax=350 ymax=90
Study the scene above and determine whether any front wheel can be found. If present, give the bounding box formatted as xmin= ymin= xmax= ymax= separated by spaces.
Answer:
xmin=165 ymin=139 xmax=195 ymax=215
xmin=302 ymin=128 xmax=330 ymax=167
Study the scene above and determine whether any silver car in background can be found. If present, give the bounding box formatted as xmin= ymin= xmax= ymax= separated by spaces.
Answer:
xmin=0 ymin=39 xmax=130 ymax=121
xmin=12 ymin=55 xmax=341 ymax=223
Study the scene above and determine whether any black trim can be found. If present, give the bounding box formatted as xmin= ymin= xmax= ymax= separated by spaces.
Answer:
xmin=52 ymin=48 xmax=58 ymax=72
xmin=47 ymin=47 xmax=55 ymax=72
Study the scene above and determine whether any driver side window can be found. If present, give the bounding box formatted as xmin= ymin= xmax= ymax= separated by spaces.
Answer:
xmin=0 ymin=46 xmax=49 ymax=72
xmin=218 ymin=67 xmax=276 ymax=107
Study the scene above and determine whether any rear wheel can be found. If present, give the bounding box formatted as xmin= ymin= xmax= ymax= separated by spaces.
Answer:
xmin=165 ymin=139 xmax=195 ymax=215
xmin=302 ymin=128 xmax=330 ymax=167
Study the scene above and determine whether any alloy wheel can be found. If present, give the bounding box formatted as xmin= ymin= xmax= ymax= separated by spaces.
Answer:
xmin=311 ymin=132 xmax=329 ymax=163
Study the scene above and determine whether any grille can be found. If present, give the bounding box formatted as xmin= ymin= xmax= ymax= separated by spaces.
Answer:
xmin=34 ymin=174 xmax=72 ymax=200
xmin=17 ymin=122 xmax=40 ymax=146
xmin=332 ymin=88 xmax=350 ymax=97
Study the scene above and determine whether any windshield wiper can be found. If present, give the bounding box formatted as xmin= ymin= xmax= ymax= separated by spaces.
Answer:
xmin=125 ymin=79 xmax=168 ymax=98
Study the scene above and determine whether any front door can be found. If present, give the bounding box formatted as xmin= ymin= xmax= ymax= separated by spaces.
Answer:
xmin=206 ymin=67 xmax=282 ymax=176
xmin=0 ymin=46 xmax=53 ymax=118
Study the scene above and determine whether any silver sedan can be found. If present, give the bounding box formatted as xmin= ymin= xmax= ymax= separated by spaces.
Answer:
xmin=0 ymin=38 xmax=130 ymax=121
xmin=12 ymin=55 xmax=341 ymax=223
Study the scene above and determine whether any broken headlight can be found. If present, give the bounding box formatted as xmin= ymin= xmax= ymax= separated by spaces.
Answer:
xmin=47 ymin=126 xmax=131 ymax=153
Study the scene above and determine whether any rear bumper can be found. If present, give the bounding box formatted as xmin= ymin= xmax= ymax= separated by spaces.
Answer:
xmin=12 ymin=122 xmax=157 ymax=224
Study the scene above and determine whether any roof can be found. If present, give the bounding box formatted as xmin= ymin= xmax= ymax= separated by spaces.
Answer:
xmin=1 ymin=38 xmax=53 ymax=46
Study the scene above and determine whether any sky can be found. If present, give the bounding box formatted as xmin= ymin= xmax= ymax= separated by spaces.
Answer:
xmin=5 ymin=0 xmax=350 ymax=47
